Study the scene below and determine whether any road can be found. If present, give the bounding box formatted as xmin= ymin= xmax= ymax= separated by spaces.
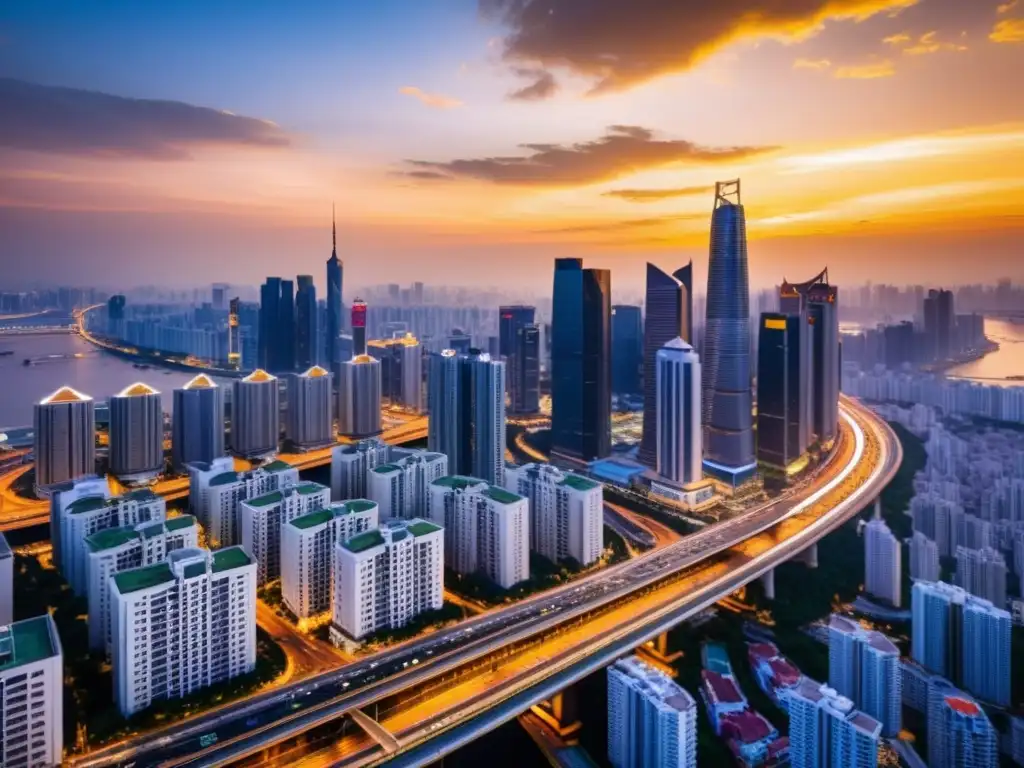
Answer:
xmin=69 ymin=397 xmax=897 ymax=768
xmin=256 ymin=603 xmax=349 ymax=683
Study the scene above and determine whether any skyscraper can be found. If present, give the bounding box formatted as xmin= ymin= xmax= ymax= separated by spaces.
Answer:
xmin=551 ymin=258 xmax=611 ymax=463
xmin=231 ymin=369 xmax=280 ymax=459
xmin=33 ymin=385 xmax=96 ymax=493
xmin=171 ymin=374 xmax=225 ymax=473
xmin=369 ymin=450 xmax=448 ymax=520
xmin=351 ymin=298 xmax=367 ymax=356
xmin=611 ymin=304 xmax=643 ymax=397
xmin=280 ymin=278 xmax=296 ymax=371
xmin=909 ymin=531 xmax=941 ymax=582
xmin=927 ymin=682 xmax=998 ymax=768
xmin=0 ymin=615 xmax=63 ymax=767
xmin=924 ymin=288 xmax=955 ymax=362
xmin=109 ymin=382 xmax=164 ymax=483
xmin=757 ymin=313 xmax=811 ymax=473
xmin=337 ymin=355 xmax=382 ymax=438
xmin=962 ymin=596 xmax=1012 ymax=707
xmin=639 ymin=262 xmax=693 ymax=468
xmin=259 ymin=276 xmax=297 ymax=373
xmin=512 ymin=324 xmax=540 ymax=414
xmin=703 ymin=181 xmax=755 ymax=486
xmin=326 ymin=206 xmax=344 ymax=369
xmin=330 ymin=439 xmax=390 ymax=500
xmin=607 ymin=656 xmax=697 ymax=768
xmin=955 ymin=546 xmax=1007 ymax=608
xmin=286 ymin=366 xmax=334 ymax=450
xmin=787 ymin=680 xmax=881 ymax=768
xmin=295 ymin=274 xmax=317 ymax=369
xmin=428 ymin=350 xmax=462 ymax=469
xmin=499 ymin=305 xmax=536 ymax=412
xmin=864 ymin=517 xmax=902 ymax=608
xmin=655 ymin=338 xmax=703 ymax=488
xmin=828 ymin=615 xmax=901 ymax=737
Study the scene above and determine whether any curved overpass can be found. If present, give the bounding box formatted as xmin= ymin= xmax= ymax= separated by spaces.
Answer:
xmin=71 ymin=396 xmax=899 ymax=768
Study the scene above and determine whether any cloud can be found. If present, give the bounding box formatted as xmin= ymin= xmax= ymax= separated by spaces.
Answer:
xmin=401 ymin=170 xmax=455 ymax=180
xmin=602 ymin=185 xmax=714 ymax=202
xmin=508 ymin=68 xmax=558 ymax=101
xmin=537 ymin=214 xmax=705 ymax=234
xmin=990 ymin=18 xmax=1024 ymax=42
xmin=882 ymin=32 xmax=911 ymax=44
xmin=900 ymin=30 xmax=968 ymax=54
xmin=479 ymin=0 xmax=920 ymax=96
xmin=401 ymin=125 xmax=774 ymax=186
xmin=0 ymin=78 xmax=290 ymax=160
xmin=793 ymin=58 xmax=833 ymax=69
xmin=398 ymin=86 xmax=463 ymax=109
xmin=834 ymin=59 xmax=896 ymax=78
xmin=997 ymin=0 xmax=1019 ymax=13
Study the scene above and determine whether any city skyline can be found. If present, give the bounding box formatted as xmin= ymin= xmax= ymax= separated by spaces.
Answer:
xmin=2 ymin=1 xmax=1023 ymax=290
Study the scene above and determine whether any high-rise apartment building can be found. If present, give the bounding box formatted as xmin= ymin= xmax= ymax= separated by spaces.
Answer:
xmin=330 ymin=439 xmax=390 ymax=500
xmin=171 ymin=374 xmax=225 ymax=472
xmin=864 ymin=517 xmax=902 ymax=608
xmin=286 ymin=365 xmax=334 ymax=450
xmin=962 ymin=597 xmax=1012 ymax=707
xmin=551 ymin=258 xmax=611 ymax=463
xmin=639 ymin=262 xmax=693 ymax=469
xmin=337 ymin=354 xmax=382 ymax=438
xmin=0 ymin=532 xmax=12 ymax=626
xmin=240 ymin=481 xmax=331 ymax=585
xmin=0 ymin=615 xmax=64 ymax=768
xmin=757 ymin=313 xmax=811 ymax=472
xmin=607 ymin=655 xmax=697 ymax=768
xmin=428 ymin=476 xmax=529 ymax=588
xmin=504 ymin=463 xmax=603 ymax=567
xmin=231 ymin=369 xmax=280 ymax=459
xmin=909 ymin=531 xmax=941 ymax=582
xmin=827 ymin=615 xmax=901 ymax=737
xmin=703 ymin=181 xmax=755 ymax=486
xmin=655 ymin=338 xmax=703 ymax=488
xmin=33 ymin=385 xmax=95 ymax=494
xmin=926 ymin=679 xmax=998 ymax=768
xmin=499 ymin=305 xmax=537 ymax=413
xmin=427 ymin=350 xmax=461 ymax=466
xmin=281 ymin=499 xmax=379 ymax=619
xmin=955 ymin=546 xmax=1007 ymax=608
xmin=84 ymin=516 xmax=199 ymax=651
xmin=611 ymin=304 xmax=643 ymax=397
xmin=787 ymin=680 xmax=881 ymax=768
xmin=331 ymin=518 xmax=443 ymax=642
xmin=368 ymin=333 xmax=423 ymax=413
xmin=48 ymin=474 xmax=109 ymax=571
xmin=326 ymin=211 xmax=344 ymax=369
xmin=295 ymin=274 xmax=318 ymax=369
xmin=369 ymin=450 xmax=449 ymax=520
xmin=924 ymin=288 xmax=955 ymax=363
xmin=110 ymin=546 xmax=256 ymax=717
xmin=188 ymin=457 xmax=298 ymax=547
xmin=512 ymin=324 xmax=541 ymax=414
xmin=109 ymin=382 xmax=164 ymax=483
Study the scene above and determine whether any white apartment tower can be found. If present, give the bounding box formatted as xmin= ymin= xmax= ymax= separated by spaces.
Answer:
xmin=0 ymin=532 xmax=12 ymax=627
xmin=84 ymin=516 xmax=199 ymax=652
xmin=864 ymin=517 xmax=902 ymax=608
xmin=827 ymin=615 xmax=901 ymax=737
xmin=909 ymin=531 xmax=941 ymax=582
xmin=281 ymin=499 xmax=379 ymax=619
xmin=330 ymin=439 xmax=391 ymax=501
xmin=926 ymin=679 xmax=999 ymax=768
xmin=607 ymin=656 xmax=697 ymax=768
xmin=655 ymin=338 xmax=703 ymax=487
xmin=955 ymin=546 xmax=1008 ymax=609
xmin=0 ymin=615 xmax=64 ymax=768
xmin=369 ymin=450 xmax=449 ymax=520
xmin=110 ymin=546 xmax=256 ymax=718
xmin=504 ymin=462 xmax=604 ymax=566
xmin=787 ymin=680 xmax=881 ymax=768
xmin=428 ymin=476 xmax=529 ymax=589
xmin=331 ymin=518 xmax=443 ymax=642
xmin=240 ymin=482 xmax=331 ymax=585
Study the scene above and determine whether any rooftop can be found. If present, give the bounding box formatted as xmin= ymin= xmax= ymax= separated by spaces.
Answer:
xmin=944 ymin=696 xmax=981 ymax=717
xmin=0 ymin=616 xmax=59 ymax=672
xmin=342 ymin=499 xmax=377 ymax=514
xmin=67 ymin=495 xmax=110 ymax=515
xmin=483 ymin=486 xmax=522 ymax=505
xmin=209 ymin=471 xmax=239 ymax=487
xmin=407 ymin=520 xmax=441 ymax=537
xmin=721 ymin=710 xmax=775 ymax=745
xmin=373 ymin=463 xmax=401 ymax=474
xmin=302 ymin=365 xmax=330 ymax=378
xmin=125 ymin=488 xmax=159 ymax=502
xmin=242 ymin=368 xmax=276 ymax=383
xmin=246 ymin=490 xmax=283 ymax=508
xmin=344 ymin=530 xmax=385 ymax=553
xmin=165 ymin=514 xmax=196 ymax=532
xmin=113 ymin=562 xmax=174 ymax=594
xmin=182 ymin=374 xmax=217 ymax=390
xmin=559 ymin=474 xmax=600 ymax=492
xmin=290 ymin=508 xmax=335 ymax=530
xmin=85 ymin=525 xmax=138 ymax=552
xmin=702 ymin=670 xmax=744 ymax=705
xmin=212 ymin=546 xmax=252 ymax=573
xmin=40 ymin=385 xmax=92 ymax=405
xmin=432 ymin=475 xmax=486 ymax=491
xmin=116 ymin=381 xmax=159 ymax=398
xmin=296 ymin=482 xmax=327 ymax=495
xmin=263 ymin=459 xmax=292 ymax=473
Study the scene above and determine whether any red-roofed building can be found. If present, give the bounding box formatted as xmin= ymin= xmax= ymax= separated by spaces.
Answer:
xmin=747 ymin=642 xmax=803 ymax=710
xmin=721 ymin=709 xmax=781 ymax=767
xmin=699 ymin=670 xmax=747 ymax=732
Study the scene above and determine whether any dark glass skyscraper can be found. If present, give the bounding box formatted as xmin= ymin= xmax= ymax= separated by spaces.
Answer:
xmin=499 ymin=305 xmax=536 ymax=414
xmin=295 ymin=275 xmax=317 ymax=369
xmin=326 ymin=208 xmax=344 ymax=369
xmin=513 ymin=324 xmax=540 ymax=413
xmin=551 ymin=258 xmax=611 ymax=463
xmin=638 ymin=262 xmax=693 ymax=468
xmin=280 ymin=279 xmax=296 ymax=371
xmin=611 ymin=305 xmax=642 ymax=397
xmin=258 ymin=277 xmax=282 ymax=371
xmin=702 ymin=181 xmax=755 ymax=486
xmin=757 ymin=313 xmax=810 ymax=472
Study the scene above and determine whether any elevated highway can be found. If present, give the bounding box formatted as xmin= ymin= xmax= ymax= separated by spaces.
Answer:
xmin=70 ymin=396 xmax=900 ymax=768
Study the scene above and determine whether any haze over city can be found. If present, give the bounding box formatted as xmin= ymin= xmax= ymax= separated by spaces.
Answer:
xmin=2 ymin=0 xmax=1023 ymax=292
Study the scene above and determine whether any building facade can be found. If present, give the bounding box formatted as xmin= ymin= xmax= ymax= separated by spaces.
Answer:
xmin=171 ymin=374 xmax=225 ymax=472
xmin=240 ymin=482 xmax=331 ymax=585
xmin=909 ymin=531 xmax=941 ymax=582
xmin=231 ymin=369 xmax=280 ymax=459
xmin=330 ymin=439 xmax=391 ymax=500
xmin=109 ymin=382 xmax=164 ymax=483
xmin=756 ymin=313 xmax=811 ymax=472
xmin=33 ymin=385 xmax=95 ymax=494
xmin=656 ymin=338 xmax=703 ymax=488
xmin=611 ymin=304 xmax=643 ymax=397
xmin=286 ymin=365 xmax=334 ymax=450
xmin=0 ymin=532 xmax=11 ymax=627
xmin=955 ymin=546 xmax=1008 ymax=608
xmin=827 ymin=615 xmax=901 ymax=737
xmin=864 ymin=517 xmax=902 ymax=608
xmin=787 ymin=680 xmax=881 ymax=768
xmin=337 ymin=355 xmax=382 ymax=438
xmin=368 ymin=451 xmax=449 ymax=520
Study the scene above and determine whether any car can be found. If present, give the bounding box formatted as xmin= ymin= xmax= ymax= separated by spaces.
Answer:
xmin=199 ymin=733 xmax=218 ymax=748
xmin=342 ymin=681 xmax=350 ymax=688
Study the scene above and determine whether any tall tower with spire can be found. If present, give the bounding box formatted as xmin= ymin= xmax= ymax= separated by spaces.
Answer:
xmin=326 ymin=204 xmax=344 ymax=369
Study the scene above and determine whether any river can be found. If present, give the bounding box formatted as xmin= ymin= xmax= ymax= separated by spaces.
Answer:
xmin=947 ymin=318 xmax=1024 ymax=386
xmin=0 ymin=333 xmax=233 ymax=428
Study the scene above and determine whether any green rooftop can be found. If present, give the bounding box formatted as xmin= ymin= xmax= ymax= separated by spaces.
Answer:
xmin=290 ymin=508 xmax=334 ymax=530
xmin=407 ymin=521 xmax=441 ymax=537
xmin=344 ymin=530 xmax=384 ymax=553
xmin=422 ymin=453 xmax=443 ymax=462
xmin=85 ymin=525 xmax=139 ymax=552
xmin=183 ymin=561 xmax=207 ymax=579
xmin=246 ymin=490 xmax=283 ymax=508
xmin=342 ymin=499 xmax=377 ymax=514
xmin=166 ymin=514 xmax=196 ymax=532
xmin=140 ymin=522 xmax=164 ymax=539
xmin=560 ymin=474 xmax=600 ymax=492
xmin=67 ymin=495 xmax=110 ymax=515
xmin=212 ymin=546 xmax=252 ymax=573
xmin=484 ymin=486 xmax=523 ymax=505
xmin=125 ymin=488 xmax=159 ymax=502
xmin=209 ymin=471 xmax=239 ymax=487
xmin=113 ymin=562 xmax=174 ymax=594
xmin=372 ymin=463 xmax=400 ymax=474
xmin=296 ymin=482 xmax=327 ymax=495
xmin=263 ymin=459 xmax=292 ymax=473
xmin=0 ymin=616 xmax=58 ymax=672
xmin=432 ymin=475 xmax=485 ymax=491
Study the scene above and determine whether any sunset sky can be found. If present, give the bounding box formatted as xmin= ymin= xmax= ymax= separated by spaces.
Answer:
xmin=1 ymin=0 xmax=1023 ymax=295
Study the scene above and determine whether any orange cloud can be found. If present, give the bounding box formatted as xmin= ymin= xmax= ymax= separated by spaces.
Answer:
xmin=997 ymin=0 xmax=1019 ymax=13
xmin=834 ymin=60 xmax=896 ymax=78
xmin=901 ymin=30 xmax=968 ymax=55
xmin=398 ymin=86 xmax=463 ymax=109
xmin=990 ymin=18 xmax=1024 ymax=42
xmin=793 ymin=58 xmax=832 ymax=69
xmin=882 ymin=32 xmax=911 ymax=44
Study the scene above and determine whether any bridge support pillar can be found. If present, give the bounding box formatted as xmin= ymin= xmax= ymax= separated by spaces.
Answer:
xmin=636 ymin=631 xmax=683 ymax=675
xmin=531 ymin=688 xmax=582 ymax=743
xmin=801 ymin=542 xmax=819 ymax=569
xmin=874 ymin=498 xmax=882 ymax=520
xmin=761 ymin=569 xmax=775 ymax=601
